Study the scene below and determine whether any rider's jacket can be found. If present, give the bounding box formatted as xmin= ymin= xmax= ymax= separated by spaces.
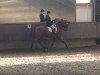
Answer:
xmin=40 ymin=14 xmax=46 ymax=22
xmin=45 ymin=15 xmax=53 ymax=27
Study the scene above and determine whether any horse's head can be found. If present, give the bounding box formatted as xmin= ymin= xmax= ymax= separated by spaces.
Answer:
xmin=53 ymin=18 xmax=70 ymax=31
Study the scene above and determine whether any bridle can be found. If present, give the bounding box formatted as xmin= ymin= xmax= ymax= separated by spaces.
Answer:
xmin=54 ymin=19 xmax=69 ymax=31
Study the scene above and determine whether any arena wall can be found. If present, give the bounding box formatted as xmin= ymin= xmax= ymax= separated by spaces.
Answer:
xmin=0 ymin=22 xmax=97 ymax=50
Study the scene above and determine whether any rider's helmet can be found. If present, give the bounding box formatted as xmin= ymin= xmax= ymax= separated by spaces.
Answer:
xmin=40 ymin=9 xmax=45 ymax=12
xmin=47 ymin=11 xmax=51 ymax=14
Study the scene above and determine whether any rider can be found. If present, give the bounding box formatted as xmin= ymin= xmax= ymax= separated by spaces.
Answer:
xmin=45 ymin=11 xmax=56 ymax=34
xmin=40 ymin=9 xmax=46 ymax=22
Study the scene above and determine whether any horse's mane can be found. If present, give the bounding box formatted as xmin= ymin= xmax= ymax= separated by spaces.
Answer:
xmin=54 ymin=18 xmax=69 ymax=23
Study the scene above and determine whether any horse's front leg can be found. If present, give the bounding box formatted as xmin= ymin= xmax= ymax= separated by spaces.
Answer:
xmin=58 ymin=36 xmax=68 ymax=48
xmin=61 ymin=39 xmax=68 ymax=48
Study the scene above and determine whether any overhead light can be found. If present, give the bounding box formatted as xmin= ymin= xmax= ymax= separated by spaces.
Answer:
xmin=76 ymin=0 xmax=91 ymax=3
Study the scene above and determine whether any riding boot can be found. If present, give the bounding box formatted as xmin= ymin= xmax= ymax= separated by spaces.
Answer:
xmin=52 ymin=28 xmax=56 ymax=38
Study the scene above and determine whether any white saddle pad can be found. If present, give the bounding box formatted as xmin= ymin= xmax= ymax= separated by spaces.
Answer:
xmin=48 ymin=27 xmax=52 ymax=32
xmin=47 ymin=27 xmax=57 ymax=33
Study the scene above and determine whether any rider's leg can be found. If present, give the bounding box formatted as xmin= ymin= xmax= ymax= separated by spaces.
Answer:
xmin=50 ymin=25 xmax=56 ymax=33
xmin=50 ymin=25 xmax=56 ymax=38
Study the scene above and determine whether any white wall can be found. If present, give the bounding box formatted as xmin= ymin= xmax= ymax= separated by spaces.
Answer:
xmin=76 ymin=4 xmax=93 ymax=22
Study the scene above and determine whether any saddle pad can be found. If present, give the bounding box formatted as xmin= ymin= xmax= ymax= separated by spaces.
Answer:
xmin=48 ymin=27 xmax=52 ymax=32
xmin=47 ymin=27 xmax=57 ymax=33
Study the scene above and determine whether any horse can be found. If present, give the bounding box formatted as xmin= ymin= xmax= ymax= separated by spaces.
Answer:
xmin=31 ymin=18 xmax=70 ymax=50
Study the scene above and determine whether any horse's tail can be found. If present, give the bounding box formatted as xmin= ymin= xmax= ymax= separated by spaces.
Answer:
xmin=30 ymin=25 xmax=36 ymax=48
xmin=30 ymin=25 xmax=36 ymax=40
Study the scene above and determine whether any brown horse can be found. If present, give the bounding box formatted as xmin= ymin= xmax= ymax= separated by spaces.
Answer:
xmin=31 ymin=18 xmax=69 ymax=50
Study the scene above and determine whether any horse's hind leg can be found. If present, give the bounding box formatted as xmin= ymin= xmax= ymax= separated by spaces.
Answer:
xmin=31 ymin=39 xmax=34 ymax=49
xmin=38 ymin=39 xmax=47 ymax=51
xmin=31 ymin=41 xmax=33 ymax=49
xmin=49 ymin=38 xmax=55 ymax=50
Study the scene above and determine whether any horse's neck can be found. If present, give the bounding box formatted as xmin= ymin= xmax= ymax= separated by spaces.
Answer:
xmin=57 ymin=27 xmax=62 ymax=33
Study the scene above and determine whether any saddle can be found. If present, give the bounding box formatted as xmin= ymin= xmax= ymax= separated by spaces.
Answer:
xmin=47 ymin=26 xmax=57 ymax=33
